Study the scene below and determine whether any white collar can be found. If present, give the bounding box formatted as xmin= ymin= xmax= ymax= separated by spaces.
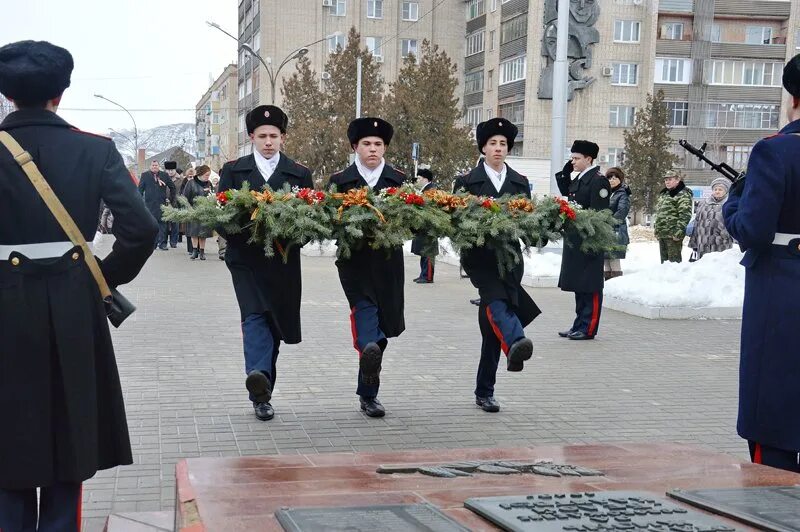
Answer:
xmin=355 ymin=156 xmax=385 ymax=188
xmin=253 ymin=150 xmax=281 ymax=181
xmin=483 ymin=161 xmax=507 ymax=193
xmin=576 ymin=164 xmax=599 ymax=180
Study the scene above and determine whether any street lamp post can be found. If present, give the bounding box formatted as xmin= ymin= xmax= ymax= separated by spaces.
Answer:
xmin=94 ymin=94 xmax=139 ymax=175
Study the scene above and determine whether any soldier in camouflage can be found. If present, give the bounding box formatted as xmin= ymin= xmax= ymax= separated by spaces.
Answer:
xmin=654 ymin=175 xmax=693 ymax=263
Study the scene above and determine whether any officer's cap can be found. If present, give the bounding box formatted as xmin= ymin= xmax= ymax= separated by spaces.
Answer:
xmin=570 ymin=140 xmax=599 ymax=160
xmin=347 ymin=117 xmax=393 ymax=146
xmin=246 ymin=105 xmax=288 ymax=135
xmin=476 ymin=118 xmax=517 ymax=154
xmin=0 ymin=40 xmax=73 ymax=102
xmin=783 ymin=54 xmax=800 ymax=98
xmin=164 ymin=161 xmax=177 ymax=170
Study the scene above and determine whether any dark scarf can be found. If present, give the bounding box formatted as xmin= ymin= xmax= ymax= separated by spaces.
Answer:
xmin=194 ymin=176 xmax=212 ymax=190
xmin=662 ymin=180 xmax=686 ymax=197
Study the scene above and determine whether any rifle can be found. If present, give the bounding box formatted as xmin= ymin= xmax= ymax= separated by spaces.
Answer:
xmin=678 ymin=139 xmax=745 ymax=183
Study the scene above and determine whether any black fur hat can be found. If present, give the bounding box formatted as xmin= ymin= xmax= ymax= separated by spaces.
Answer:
xmin=0 ymin=40 xmax=73 ymax=102
xmin=476 ymin=118 xmax=518 ymax=154
xmin=783 ymin=54 xmax=800 ymax=98
xmin=246 ymin=105 xmax=288 ymax=134
xmin=570 ymin=140 xmax=600 ymax=159
xmin=347 ymin=117 xmax=394 ymax=146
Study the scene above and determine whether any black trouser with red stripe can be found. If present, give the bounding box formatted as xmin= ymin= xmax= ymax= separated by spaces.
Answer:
xmin=572 ymin=291 xmax=603 ymax=337
xmin=0 ymin=482 xmax=81 ymax=532
xmin=350 ymin=300 xmax=386 ymax=399
xmin=749 ymin=441 xmax=800 ymax=473
xmin=476 ymin=300 xmax=526 ymax=398
xmin=418 ymin=257 xmax=434 ymax=282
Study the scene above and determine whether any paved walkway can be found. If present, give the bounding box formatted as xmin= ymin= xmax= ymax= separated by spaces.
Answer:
xmin=82 ymin=239 xmax=743 ymax=530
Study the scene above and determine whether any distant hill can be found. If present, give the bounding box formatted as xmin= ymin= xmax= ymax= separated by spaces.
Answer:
xmin=109 ymin=123 xmax=196 ymax=165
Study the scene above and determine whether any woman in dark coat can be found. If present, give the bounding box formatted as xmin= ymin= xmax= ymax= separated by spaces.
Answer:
xmin=182 ymin=164 xmax=215 ymax=260
xmin=453 ymin=118 xmax=540 ymax=413
xmin=603 ymin=167 xmax=631 ymax=279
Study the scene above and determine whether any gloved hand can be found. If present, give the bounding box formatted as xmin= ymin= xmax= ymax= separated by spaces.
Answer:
xmin=561 ymin=160 xmax=574 ymax=176
xmin=730 ymin=177 xmax=745 ymax=197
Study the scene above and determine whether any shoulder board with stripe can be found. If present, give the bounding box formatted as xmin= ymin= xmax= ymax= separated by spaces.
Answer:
xmin=70 ymin=127 xmax=112 ymax=140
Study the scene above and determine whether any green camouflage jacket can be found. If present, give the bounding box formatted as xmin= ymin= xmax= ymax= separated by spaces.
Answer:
xmin=654 ymin=180 xmax=693 ymax=239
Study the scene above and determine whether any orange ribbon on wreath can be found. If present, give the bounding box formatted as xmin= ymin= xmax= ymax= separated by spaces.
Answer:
xmin=424 ymin=190 xmax=467 ymax=211
xmin=507 ymin=198 xmax=534 ymax=214
xmin=250 ymin=190 xmax=275 ymax=220
xmin=332 ymin=187 xmax=386 ymax=223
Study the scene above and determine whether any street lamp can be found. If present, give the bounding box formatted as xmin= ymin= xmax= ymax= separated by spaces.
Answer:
xmin=94 ymin=94 xmax=140 ymax=175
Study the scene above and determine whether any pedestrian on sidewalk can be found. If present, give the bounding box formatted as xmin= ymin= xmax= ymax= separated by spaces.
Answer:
xmin=689 ymin=177 xmax=733 ymax=260
xmin=411 ymin=167 xmax=437 ymax=284
xmin=555 ymin=140 xmax=611 ymax=340
xmin=217 ymin=105 xmax=313 ymax=422
xmin=654 ymin=175 xmax=692 ymax=263
xmin=454 ymin=118 xmax=540 ymax=413
xmin=181 ymin=166 xmax=196 ymax=255
xmin=138 ymin=158 xmax=176 ymax=250
xmin=723 ymin=53 xmax=800 ymax=473
xmin=182 ymin=164 xmax=215 ymax=261
xmin=329 ymin=117 xmax=406 ymax=418
xmin=0 ymin=40 xmax=158 ymax=531
xmin=603 ymin=167 xmax=631 ymax=279
xmin=164 ymin=161 xmax=181 ymax=248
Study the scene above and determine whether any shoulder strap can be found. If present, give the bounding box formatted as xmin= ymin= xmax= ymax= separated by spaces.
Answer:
xmin=0 ymin=131 xmax=112 ymax=301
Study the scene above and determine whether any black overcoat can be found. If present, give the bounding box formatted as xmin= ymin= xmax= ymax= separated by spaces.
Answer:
xmin=555 ymin=166 xmax=610 ymax=293
xmin=329 ymin=163 xmax=406 ymax=338
xmin=0 ymin=109 xmax=158 ymax=489
xmin=137 ymin=169 xmax=176 ymax=221
xmin=453 ymin=164 xmax=541 ymax=327
xmin=410 ymin=182 xmax=437 ymax=256
xmin=217 ymin=153 xmax=313 ymax=343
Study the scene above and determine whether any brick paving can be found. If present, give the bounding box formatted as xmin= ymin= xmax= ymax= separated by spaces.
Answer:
xmin=81 ymin=238 xmax=743 ymax=530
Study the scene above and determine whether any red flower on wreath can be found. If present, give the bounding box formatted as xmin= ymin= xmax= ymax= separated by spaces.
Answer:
xmin=402 ymin=193 xmax=425 ymax=206
xmin=296 ymin=188 xmax=326 ymax=205
xmin=557 ymin=198 xmax=577 ymax=221
xmin=384 ymin=187 xmax=400 ymax=196
xmin=216 ymin=191 xmax=232 ymax=205
xmin=481 ymin=199 xmax=496 ymax=209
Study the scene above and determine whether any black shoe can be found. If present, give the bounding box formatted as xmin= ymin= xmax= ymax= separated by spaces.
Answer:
xmin=359 ymin=342 xmax=383 ymax=386
xmin=476 ymin=396 xmax=500 ymax=413
xmin=253 ymin=401 xmax=274 ymax=421
xmin=218 ymin=255 xmax=225 ymax=261
xmin=199 ymin=250 xmax=206 ymax=261
xmin=170 ymin=244 xmax=177 ymax=248
xmin=359 ymin=396 xmax=386 ymax=417
xmin=416 ymin=278 xmax=433 ymax=284
xmin=469 ymin=298 xmax=481 ymax=306
xmin=558 ymin=329 xmax=574 ymax=338
xmin=507 ymin=337 xmax=533 ymax=372
xmin=245 ymin=370 xmax=272 ymax=403
xmin=158 ymin=245 xmax=168 ymax=250
xmin=412 ymin=277 xmax=422 ymax=283
xmin=568 ymin=331 xmax=595 ymax=340
xmin=190 ymin=249 xmax=199 ymax=260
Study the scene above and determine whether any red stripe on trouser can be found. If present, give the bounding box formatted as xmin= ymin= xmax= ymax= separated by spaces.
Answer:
xmin=754 ymin=443 xmax=763 ymax=464
xmin=587 ymin=293 xmax=600 ymax=337
xmin=486 ymin=307 xmax=510 ymax=355
xmin=77 ymin=484 xmax=83 ymax=531
xmin=427 ymin=260 xmax=433 ymax=281
xmin=349 ymin=307 xmax=361 ymax=357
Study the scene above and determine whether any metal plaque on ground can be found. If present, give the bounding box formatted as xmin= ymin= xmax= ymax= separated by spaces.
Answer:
xmin=668 ymin=486 xmax=800 ymax=532
xmin=464 ymin=491 xmax=737 ymax=532
xmin=275 ymin=503 xmax=470 ymax=532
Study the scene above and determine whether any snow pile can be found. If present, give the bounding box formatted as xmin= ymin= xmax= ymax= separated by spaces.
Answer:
xmin=605 ymin=247 xmax=744 ymax=308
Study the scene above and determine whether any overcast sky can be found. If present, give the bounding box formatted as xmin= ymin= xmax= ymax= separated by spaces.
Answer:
xmin=1 ymin=0 xmax=238 ymax=133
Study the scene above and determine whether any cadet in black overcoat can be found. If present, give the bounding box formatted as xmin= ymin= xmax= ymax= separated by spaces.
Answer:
xmin=329 ymin=117 xmax=405 ymax=418
xmin=0 ymin=40 xmax=158 ymax=530
xmin=411 ymin=168 xmax=437 ymax=283
xmin=555 ymin=140 xmax=610 ymax=340
xmin=453 ymin=118 xmax=540 ymax=413
xmin=138 ymin=159 xmax=176 ymax=250
xmin=217 ymin=105 xmax=313 ymax=422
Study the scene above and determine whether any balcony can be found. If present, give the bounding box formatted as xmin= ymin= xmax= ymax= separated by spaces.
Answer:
xmin=714 ymin=0 xmax=790 ymax=18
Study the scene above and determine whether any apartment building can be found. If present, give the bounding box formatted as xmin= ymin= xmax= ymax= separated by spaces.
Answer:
xmin=195 ymin=64 xmax=239 ymax=171
xmin=235 ymin=0 xmax=465 ymax=155
xmin=464 ymin=0 xmax=800 ymax=185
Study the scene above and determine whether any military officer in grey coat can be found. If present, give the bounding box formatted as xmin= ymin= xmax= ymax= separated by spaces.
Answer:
xmin=0 ymin=40 xmax=158 ymax=531
xmin=555 ymin=140 xmax=610 ymax=340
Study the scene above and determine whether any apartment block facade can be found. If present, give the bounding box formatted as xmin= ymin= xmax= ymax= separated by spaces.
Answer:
xmin=235 ymin=0 xmax=465 ymax=155
xmin=195 ymin=64 xmax=239 ymax=171
xmin=463 ymin=0 xmax=800 ymax=185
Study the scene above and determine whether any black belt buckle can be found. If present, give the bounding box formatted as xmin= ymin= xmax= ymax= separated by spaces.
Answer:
xmin=789 ymin=238 xmax=800 ymax=257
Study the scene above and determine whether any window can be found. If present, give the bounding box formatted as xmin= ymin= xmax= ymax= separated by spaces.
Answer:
xmin=466 ymin=106 xmax=482 ymax=127
xmin=401 ymin=39 xmax=418 ymax=58
xmin=332 ymin=0 xmax=346 ymax=16
xmin=489 ymin=30 xmax=496 ymax=51
xmin=328 ymin=33 xmax=345 ymax=53
xmin=253 ymin=30 xmax=261 ymax=52
xmin=491 ymin=0 xmax=498 ymax=11
xmin=611 ymin=63 xmax=638 ymax=85
xmin=665 ymin=101 xmax=689 ymax=126
xmin=725 ymin=145 xmax=752 ymax=169
xmin=367 ymin=0 xmax=383 ymax=18
xmin=498 ymin=100 xmax=524 ymax=125
xmin=655 ymin=58 xmax=692 ymax=84
xmin=238 ymin=113 xmax=246 ymax=134
xmin=467 ymin=0 xmax=485 ymax=20
xmin=745 ymin=26 xmax=772 ymax=45
xmin=710 ymin=23 xmax=721 ymax=43
xmin=239 ymin=49 xmax=247 ymax=67
xmin=614 ymin=20 xmax=640 ymax=43
xmin=486 ymin=108 xmax=493 ymax=119
xmin=501 ymin=13 xmax=527 ymax=44
xmin=705 ymin=102 xmax=779 ymax=129
xmin=366 ymin=37 xmax=383 ymax=60
xmin=246 ymin=76 xmax=252 ymax=95
xmin=609 ymin=105 xmax=635 ymax=127
xmin=466 ymin=31 xmax=485 ymax=56
xmin=465 ymin=70 xmax=484 ymax=94
xmin=402 ymin=1 xmax=418 ymax=21
xmin=662 ymin=22 xmax=684 ymax=40
xmin=487 ymin=69 xmax=494 ymax=90
xmin=607 ymin=148 xmax=625 ymax=167
xmin=795 ymin=29 xmax=800 ymax=50
xmin=499 ymin=56 xmax=526 ymax=84
xmin=238 ymin=82 xmax=245 ymax=100
xmin=706 ymin=60 xmax=782 ymax=87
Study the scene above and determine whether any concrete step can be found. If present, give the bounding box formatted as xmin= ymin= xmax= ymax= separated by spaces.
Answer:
xmin=103 ymin=511 xmax=173 ymax=532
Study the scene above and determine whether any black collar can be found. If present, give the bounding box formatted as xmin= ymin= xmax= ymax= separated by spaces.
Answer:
xmin=337 ymin=162 xmax=404 ymax=185
xmin=230 ymin=152 xmax=303 ymax=177
xmin=463 ymin=162 xmax=527 ymax=187
xmin=0 ymin=109 xmax=73 ymax=131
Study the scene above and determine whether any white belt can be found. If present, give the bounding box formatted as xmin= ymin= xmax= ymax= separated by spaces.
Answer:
xmin=0 ymin=241 xmax=92 ymax=260
xmin=772 ymin=232 xmax=800 ymax=246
